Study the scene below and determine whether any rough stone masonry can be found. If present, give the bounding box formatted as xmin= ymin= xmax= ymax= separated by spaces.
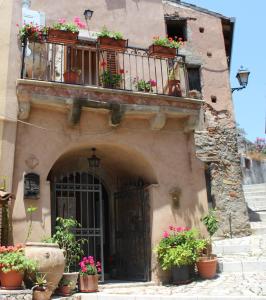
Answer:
xmin=195 ymin=104 xmax=251 ymax=237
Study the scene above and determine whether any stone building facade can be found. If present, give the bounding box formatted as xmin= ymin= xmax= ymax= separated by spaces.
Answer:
xmin=0 ymin=0 xmax=250 ymax=281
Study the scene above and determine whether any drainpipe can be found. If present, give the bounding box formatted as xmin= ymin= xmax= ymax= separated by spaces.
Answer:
xmin=22 ymin=0 xmax=31 ymax=8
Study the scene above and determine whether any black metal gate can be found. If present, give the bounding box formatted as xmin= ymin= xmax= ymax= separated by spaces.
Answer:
xmin=114 ymin=186 xmax=150 ymax=281
xmin=52 ymin=172 xmax=104 ymax=280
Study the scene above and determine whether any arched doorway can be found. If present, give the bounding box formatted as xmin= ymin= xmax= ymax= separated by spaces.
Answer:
xmin=48 ymin=145 xmax=157 ymax=281
xmin=51 ymin=172 xmax=110 ymax=280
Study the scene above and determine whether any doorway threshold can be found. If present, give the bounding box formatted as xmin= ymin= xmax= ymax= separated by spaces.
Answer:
xmin=99 ymin=280 xmax=157 ymax=290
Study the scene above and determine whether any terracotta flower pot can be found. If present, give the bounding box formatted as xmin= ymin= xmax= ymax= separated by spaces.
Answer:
xmin=98 ymin=37 xmax=128 ymax=51
xmin=168 ymin=79 xmax=182 ymax=97
xmin=47 ymin=29 xmax=78 ymax=45
xmin=0 ymin=270 xmax=24 ymax=290
xmin=196 ymin=255 xmax=217 ymax=279
xmin=25 ymin=243 xmax=65 ymax=298
xmin=63 ymin=71 xmax=80 ymax=84
xmin=57 ymin=272 xmax=79 ymax=296
xmin=79 ymin=274 xmax=98 ymax=292
xmin=33 ymin=288 xmax=50 ymax=300
xmin=148 ymin=45 xmax=177 ymax=58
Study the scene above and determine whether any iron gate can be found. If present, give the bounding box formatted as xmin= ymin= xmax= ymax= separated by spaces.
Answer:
xmin=114 ymin=186 xmax=150 ymax=281
xmin=52 ymin=172 xmax=104 ymax=280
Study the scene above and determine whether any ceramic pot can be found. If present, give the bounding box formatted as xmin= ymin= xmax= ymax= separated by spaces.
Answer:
xmin=57 ymin=272 xmax=79 ymax=296
xmin=32 ymin=288 xmax=50 ymax=300
xmin=0 ymin=270 xmax=24 ymax=289
xmin=172 ymin=265 xmax=193 ymax=285
xmin=25 ymin=242 xmax=65 ymax=298
xmin=79 ymin=274 xmax=98 ymax=292
xmin=63 ymin=71 xmax=80 ymax=84
xmin=168 ymin=79 xmax=182 ymax=97
xmin=196 ymin=255 xmax=217 ymax=279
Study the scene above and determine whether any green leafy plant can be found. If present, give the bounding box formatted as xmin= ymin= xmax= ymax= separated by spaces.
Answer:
xmin=58 ymin=277 xmax=74 ymax=287
xmin=25 ymin=206 xmax=37 ymax=243
xmin=50 ymin=17 xmax=86 ymax=33
xmin=154 ymin=226 xmax=206 ymax=271
xmin=98 ymin=26 xmax=123 ymax=40
xmin=18 ymin=23 xmax=47 ymax=42
xmin=100 ymin=69 xmax=123 ymax=88
xmin=201 ymin=209 xmax=219 ymax=257
xmin=0 ymin=245 xmax=37 ymax=273
xmin=134 ymin=78 xmax=157 ymax=92
xmin=152 ymin=36 xmax=183 ymax=49
xmin=50 ymin=217 xmax=86 ymax=272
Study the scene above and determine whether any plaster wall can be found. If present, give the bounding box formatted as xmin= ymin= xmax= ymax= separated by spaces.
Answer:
xmin=12 ymin=106 xmax=208 ymax=247
xmin=163 ymin=2 xmax=234 ymax=114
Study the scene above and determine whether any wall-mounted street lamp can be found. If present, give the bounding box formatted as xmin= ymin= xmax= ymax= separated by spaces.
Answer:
xmin=88 ymin=148 xmax=100 ymax=169
xmin=83 ymin=9 xmax=94 ymax=21
xmin=231 ymin=67 xmax=250 ymax=93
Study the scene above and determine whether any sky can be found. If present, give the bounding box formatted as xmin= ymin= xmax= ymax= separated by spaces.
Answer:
xmin=185 ymin=0 xmax=266 ymax=142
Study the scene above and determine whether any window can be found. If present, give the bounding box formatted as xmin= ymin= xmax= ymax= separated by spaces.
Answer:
xmin=187 ymin=67 xmax=201 ymax=92
xmin=166 ymin=19 xmax=187 ymax=41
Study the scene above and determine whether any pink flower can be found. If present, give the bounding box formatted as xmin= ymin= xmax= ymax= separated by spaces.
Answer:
xmin=150 ymin=79 xmax=157 ymax=87
xmin=58 ymin=18 xmax=66 ymax=24
xmin=163 ymin=231 xmax=169 ymax=238
xmin=169 ymin=225 xmax=174 ymax=231
xmin=81 ymin=267 xmax=87 ymax=273
xmin=77 ymin=21 xmax=86 ymax=29
xmin=73 ymin=16 xmax=81 ymax=23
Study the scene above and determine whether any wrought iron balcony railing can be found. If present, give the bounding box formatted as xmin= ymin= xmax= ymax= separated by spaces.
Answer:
xmin=21 ymin=40 xmax=190 ymax=98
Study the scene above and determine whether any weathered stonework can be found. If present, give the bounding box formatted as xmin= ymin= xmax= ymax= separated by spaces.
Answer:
xmin=195 ymin=104 xmax=251 ymax=237
xmin=0 ymin=290 xmax=32 ymax=300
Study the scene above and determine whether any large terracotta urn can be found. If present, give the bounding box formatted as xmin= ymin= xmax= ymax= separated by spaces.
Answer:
xmin=25 ymin=242 xmax=65 ymax=298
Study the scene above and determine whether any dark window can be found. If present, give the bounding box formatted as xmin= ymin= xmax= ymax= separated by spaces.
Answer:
xmin=245 ymin=158 xmax=251 ymax=169
xmin=187 ymin=67 xmax=201 ymax=92
xmin=24 ymin=173 xmax=40 ymax=199
xmin=166 ymin=19 xmax=187 ymax=41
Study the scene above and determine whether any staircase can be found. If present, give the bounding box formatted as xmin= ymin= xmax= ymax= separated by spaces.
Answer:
xmin=244 ymin=183 xmax=266 ymax=234
xmin=214 ymin=183 xmax=266 ymax=274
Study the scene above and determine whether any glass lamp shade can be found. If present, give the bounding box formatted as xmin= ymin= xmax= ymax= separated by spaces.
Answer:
xmin=236 ymin=68 xmax=250 ymax=87
xmin=83 ymin=9 xmax=94 ymax=20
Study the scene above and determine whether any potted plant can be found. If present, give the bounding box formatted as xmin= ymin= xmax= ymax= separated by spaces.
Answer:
xmin=168 ymin=69 xmax=182 ymax=97
xmin=149 ymin=36 xmax=183 ymax=58
xmin=97 ymin=26 xmax=128 ymax=51
xmin=47 ymin=17 xmax=86 ymax=44
xmin=57 ymin=277 xmax=75 ymax=296
xmin=100 ymin=68 xmax=124 ymax=89
xmin=18 ymin=23 xmax=47 ymax=43
xmin=154 ymin=226 xmax=206 ymax=284
xmin=51 ymin=217 xmax=85 ymax=296
xmin=196 ymin=209 xmax=219 ymax=279
xmin=79 ymin=256 xmax=101 ymax=292
xmin=32 ymin=273 xmax=49 ymax=300
xmin=0 ymin=244 xmax=37 ymax=290
xmin=63 ymin=68 xmax=81 ymax=84
xmin=134 ymin=78 xmax=157 ymax=93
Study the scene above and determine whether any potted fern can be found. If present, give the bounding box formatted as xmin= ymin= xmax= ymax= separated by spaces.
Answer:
xmin=196 ymin=209 xmax=219 ymax=279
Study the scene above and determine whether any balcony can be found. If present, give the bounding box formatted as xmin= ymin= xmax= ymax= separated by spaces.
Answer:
xmin=17 ymin=40 xmax=203 ymax=130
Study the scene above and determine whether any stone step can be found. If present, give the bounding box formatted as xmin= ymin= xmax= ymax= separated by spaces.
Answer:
xmin=213 ymin=241 xmax=251 ymax=256
xmin=243 ymin=183 xmax=266 ymax=191
xmin=244 ymin=190 xmax=266 ymax=196
xmin=250 ymin=222 xmax=266 ymax=235
xmin=218 ymin=256 xmax=266 ymax=273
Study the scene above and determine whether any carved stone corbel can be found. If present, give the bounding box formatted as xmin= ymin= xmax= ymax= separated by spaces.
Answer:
xmin=150 ymin=112 xmax=166 ymax=130
xmin=18 ymin=101 xmax=31 ymax=120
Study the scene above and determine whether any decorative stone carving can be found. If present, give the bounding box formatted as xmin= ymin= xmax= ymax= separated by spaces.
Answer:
xmin=25 ymin=154 xmax=39 ymax=170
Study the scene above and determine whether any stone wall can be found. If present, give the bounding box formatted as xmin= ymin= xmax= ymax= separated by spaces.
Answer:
xmin=195 ymin=104 xmax=251 ymax=237
xmin=0 ymin=290 xmax=32 ymax=300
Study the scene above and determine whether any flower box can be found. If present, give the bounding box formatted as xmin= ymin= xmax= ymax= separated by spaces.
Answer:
xmin=98 ymin=37 xmax=128 ymax=51
xmin=47 ymin=29 xmax=78 ymax=44
xmin=148 ymin=45 xmax=177 ymax=58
